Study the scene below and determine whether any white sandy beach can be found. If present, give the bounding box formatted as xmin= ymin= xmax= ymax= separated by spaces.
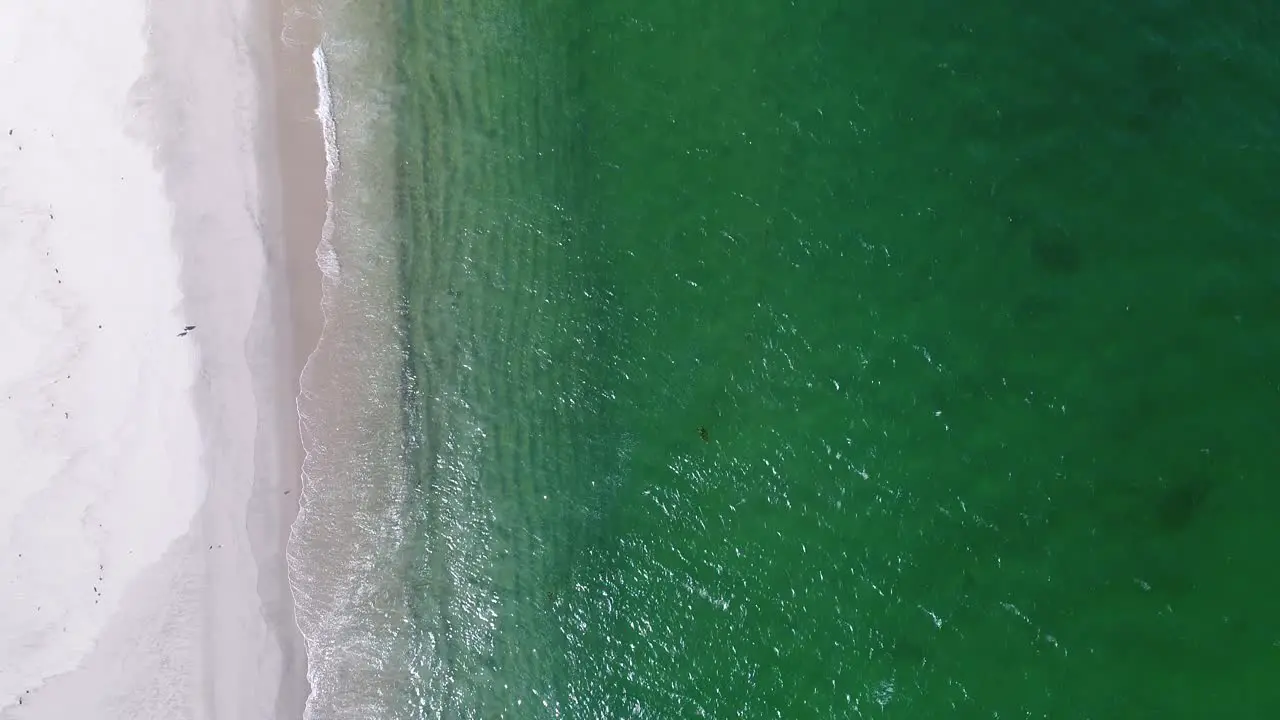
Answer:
xmin=0 ymin=0 xmax=318 ymax=718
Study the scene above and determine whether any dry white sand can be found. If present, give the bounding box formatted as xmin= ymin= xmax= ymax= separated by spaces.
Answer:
xmin=0 ymin=0 xmax=316 ymax=717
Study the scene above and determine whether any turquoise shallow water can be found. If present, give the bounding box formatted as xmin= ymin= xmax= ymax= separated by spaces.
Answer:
xmin=298 ymin=0 xmax=1280 ymax=716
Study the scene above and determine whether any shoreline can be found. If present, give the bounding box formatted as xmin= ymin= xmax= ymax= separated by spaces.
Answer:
xmin=282 ymin=1 xmax=423 ymax=714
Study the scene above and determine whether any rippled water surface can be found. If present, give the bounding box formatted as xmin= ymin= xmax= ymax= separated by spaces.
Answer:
xmin=294 ymin=0 xmax=1280 ymax=716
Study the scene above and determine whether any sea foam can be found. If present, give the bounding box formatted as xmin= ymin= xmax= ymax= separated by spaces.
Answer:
xmin=287 ymin=16 xmax=415 ymax=717
xmin=312 ymin=45 xmax=342 ymax=282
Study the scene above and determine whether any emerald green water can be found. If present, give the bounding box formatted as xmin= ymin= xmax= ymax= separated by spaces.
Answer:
xmin=316 ymin=0 xmax=1279 ymax=716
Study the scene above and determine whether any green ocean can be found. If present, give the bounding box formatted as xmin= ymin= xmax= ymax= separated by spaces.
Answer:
xmin=292 ymin=0 xmax=1280 ymax=717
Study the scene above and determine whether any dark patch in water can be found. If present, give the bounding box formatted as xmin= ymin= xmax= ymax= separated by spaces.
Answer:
xmin=1124 ymin=46 xmax=1186 ymax=137
xmin=1030 ymin=234 xmax=1083 ymax=275
xmin=1155 ymin=471 xmax=1213 ymax=533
